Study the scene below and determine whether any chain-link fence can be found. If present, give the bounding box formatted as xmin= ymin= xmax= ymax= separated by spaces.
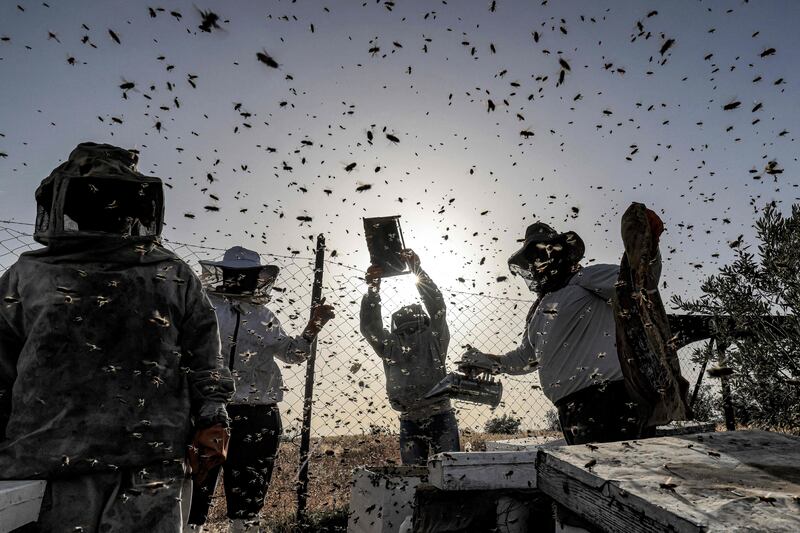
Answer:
xmin=0 ymin=221 xmax=711 ymax=438
xmin=1 ymin=220 xmax=716 ymax=519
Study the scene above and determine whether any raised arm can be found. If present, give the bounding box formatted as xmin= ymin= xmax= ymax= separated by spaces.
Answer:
xmin=403 ymin=249 xmax=450 ymax=355
xmin=359 ymin=265 xmax=391 ymax=356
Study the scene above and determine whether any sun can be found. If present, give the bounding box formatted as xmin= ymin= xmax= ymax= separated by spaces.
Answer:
xmin=401 ymin=225 xmax=467 ymax=287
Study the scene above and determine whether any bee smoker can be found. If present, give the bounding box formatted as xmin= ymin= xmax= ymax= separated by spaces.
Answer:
xmin=425 ymin=366 xmax=503 ymax=408
xmin=363 ymin=215 xmax=410 ymax=277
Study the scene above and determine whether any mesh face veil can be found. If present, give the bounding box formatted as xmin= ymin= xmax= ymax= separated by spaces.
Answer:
xmin=34 ymin=143 xmax=166 ymax=244
xmin=200 ymin=264 xmax=280 ymax=301
xmin=509 ymin=262 xmax=540 ymax=292
xmin=391 ymin=303 xmax=430 ymax=335
xmin=60 ymin=177 xmax=162 ymax=236
xmin=509 ymin=241 xmax=578 ymax=294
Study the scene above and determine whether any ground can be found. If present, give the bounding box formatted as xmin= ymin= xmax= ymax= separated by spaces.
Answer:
xmin=203 ymin=431 xmax=552 ymax=531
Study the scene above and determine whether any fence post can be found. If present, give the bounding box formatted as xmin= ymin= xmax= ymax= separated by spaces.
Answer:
xmin=689 ymin=338 xmax=714 ymax=409
xmin=716 ymin=341 xmax=736 ymax=431
xmin=296 ymin=234 xmax=325 ymax=522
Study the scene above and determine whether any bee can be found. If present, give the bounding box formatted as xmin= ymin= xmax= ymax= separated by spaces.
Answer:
xmin=256 ymin=50 xmax=279 ymax=69
xmin=149 ymin=310 xmax=170 ymax=328
xmin=197 ymin=9 xmax=222 ymax=33
xmin=660 ymin=478 xmax=678 ymax=491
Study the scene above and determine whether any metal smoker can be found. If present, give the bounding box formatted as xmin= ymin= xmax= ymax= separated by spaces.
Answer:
xmin=425 ymin=354 xmax=503 ymax=408
xmin=363 ymin=215 xmax=410 ymax=277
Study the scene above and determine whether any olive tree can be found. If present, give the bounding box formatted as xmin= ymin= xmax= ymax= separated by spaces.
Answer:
xmin=673 ymin=203 xmax=800 ymax=433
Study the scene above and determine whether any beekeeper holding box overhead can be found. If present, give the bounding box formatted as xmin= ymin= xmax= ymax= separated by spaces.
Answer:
xmin=360 ymin=249 xmax=460 ymax=465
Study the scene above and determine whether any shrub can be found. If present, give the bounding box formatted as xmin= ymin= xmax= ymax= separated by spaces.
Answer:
xmin=270 ymin=508 xmax=349 ymax=533
xmin=484 ymin=414 xmax=522 ymax=434
xmin=673 ymin=202 xmax=800 ymax=433
xmin=543 ymin=408 xmax=561 ymax=432
xmin=687 ymin=381 xmax=722 ymax=423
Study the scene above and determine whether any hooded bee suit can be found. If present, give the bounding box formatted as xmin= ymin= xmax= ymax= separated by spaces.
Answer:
xmin=360 ymin=268 xmax=459 ymax=464
xmin=188 ymin=247 xmax=311 ymax=526
xmin=0 ymin=143 xmax=234 ymax=532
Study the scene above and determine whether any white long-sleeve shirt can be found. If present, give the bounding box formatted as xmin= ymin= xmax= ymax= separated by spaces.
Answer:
xmin=496 ymin=264 xmax=624 ymax=404
xmin=208 ymin=292 xmax=310 ymax=405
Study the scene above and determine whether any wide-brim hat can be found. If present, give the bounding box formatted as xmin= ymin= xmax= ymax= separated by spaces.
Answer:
xmin=200 ymin=246 xmax=268 ymax=270
xmin=199 ymin=246 xmax=280 ymax=300
xmin=507 ymin=222 xmax=585 ymax=269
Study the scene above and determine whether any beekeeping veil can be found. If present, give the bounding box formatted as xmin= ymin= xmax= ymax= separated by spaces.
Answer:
xmin=200 ymin=246 xmax=279 ymax=301
xmin=391 ymin=303 xmax=430 ymax=335
xmin=33 ymin=142 xmax=164 ymax=246
xmin=507 ymin=222 xmax=585 ymax=295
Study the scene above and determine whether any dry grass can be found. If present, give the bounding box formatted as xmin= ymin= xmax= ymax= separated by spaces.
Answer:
xmin=204 ymin=430 xmax=554 ymax=531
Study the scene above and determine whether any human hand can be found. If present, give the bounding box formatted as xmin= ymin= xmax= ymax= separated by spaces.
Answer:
xmin=457 ymin=347 xmax=500 ymax=374
xmin=188 ymin=423 xmax=230 ymax=484
xmin=400 ymin=248 xmax=421 ymax=274
xmin=312 ymin=299 xmax=335 ymax=326
xmin=365 ymin=264 xmax=383 ymax=291
xmin=645 ymin=208 xmax=664 ymax=241
xmin=306 ymin=297 xmax=335 ymax=337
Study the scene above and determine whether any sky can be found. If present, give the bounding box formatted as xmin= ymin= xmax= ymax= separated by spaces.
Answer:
xmin=1 ymin=0 xmax=798 ymax=433
xmin=1 ymin=0 xmax=798 ymax=301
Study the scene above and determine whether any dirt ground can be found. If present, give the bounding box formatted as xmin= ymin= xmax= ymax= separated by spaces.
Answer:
xmin=203 ymin=431 xmax=550 ymax=531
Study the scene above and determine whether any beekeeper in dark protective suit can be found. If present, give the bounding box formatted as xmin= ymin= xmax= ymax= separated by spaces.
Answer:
xmin=360 ymin=249 xmax=459 ymax=465
xmin=460 ymin=203 xmax=691 ymax=445
xmin=0 ymin=142 xmax=234 ymax=532
xmin=188 ymin=246 xmax=334 ymax=532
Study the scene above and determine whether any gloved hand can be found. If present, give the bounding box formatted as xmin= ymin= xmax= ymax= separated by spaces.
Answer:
xmin=645 ymin=208 xmax=664 ymax=241
xmin=400 ymin=248 xmax=422 ymax=275
xmin=457 ymin=348 xmax=501 ymax=375
xmin=188 ymin=423 xmax=230 ymax=484
xmin=302 ymin=297 xmax=335 ymax=340
xmin=365 ymin=265 xmax=383 ymax=292
xmin=621 ymin=202 xmax=664 ymax=265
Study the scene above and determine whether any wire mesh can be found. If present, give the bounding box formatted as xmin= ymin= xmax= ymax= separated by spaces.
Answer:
xmin=0 ymin=220 xmax=709 ymax=437
xmin=0 ymin=221 xmax=718 ymax=520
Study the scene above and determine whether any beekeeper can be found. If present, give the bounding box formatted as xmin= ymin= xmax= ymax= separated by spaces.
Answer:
xmin=360 ymin=249 xmax=459 ymax=464
xmin=188 ymin=246 xmax=335 ymax=531
xmin=461 ymin=205 xmax=690 ymax=445
xmin=0 ymin=142 xmax=234 ymax=532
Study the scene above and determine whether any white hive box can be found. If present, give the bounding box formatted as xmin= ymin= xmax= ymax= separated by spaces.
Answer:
xmin=347 ymin=466 xmax=426 ymax=533
xmin=0 ymin=480 xmax=46 ymax=532
xmin=427 ymin=451 xmax=541 ymax=491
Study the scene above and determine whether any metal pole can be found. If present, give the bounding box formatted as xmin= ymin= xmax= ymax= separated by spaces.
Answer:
xmin=296 ymin=234 xmax=325 ymax=522
xmin=716 ymin=341 xmax=736 ymax=431
xmin=689 ymin=338 xmax=714 ymax=409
